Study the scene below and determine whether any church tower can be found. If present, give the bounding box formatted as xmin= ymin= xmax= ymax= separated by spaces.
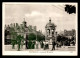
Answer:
xmin=23 ymin=18 xmax=27 ymax=28
xmin=22 ymin=18 xmax=28 ymax=49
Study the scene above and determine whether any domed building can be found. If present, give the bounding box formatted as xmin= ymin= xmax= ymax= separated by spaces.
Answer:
xmin=45 ymin=17 xmax=56 ymax=49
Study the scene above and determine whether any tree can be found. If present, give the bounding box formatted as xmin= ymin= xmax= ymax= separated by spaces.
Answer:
xmin=27 ymin=33 xmax=36 ymax=49
xmin=11 ymin=38 xmax=17 ymax=49
xmin=10 ymin=27 xmax=17 ymax=49
xmin=37 ymin=34 xmax=45 ymax=42
xmin=28 ymin=33 xmax=36 ymax=40
xmin=11 ymin=32 xmax=17 ymax=49
xmin=16 ymin=35 xmax=24 ymax=51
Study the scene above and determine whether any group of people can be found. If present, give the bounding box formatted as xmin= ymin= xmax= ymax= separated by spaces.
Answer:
xmin=33 ymin=36 xmax=75 ymax=50
xmin=33 ymin=40 xmax=56 ymax=50
xmin=25 ymin=40 xmax=56 ymax=50
xmin=11 ymin=35 xmax=75 ymax=51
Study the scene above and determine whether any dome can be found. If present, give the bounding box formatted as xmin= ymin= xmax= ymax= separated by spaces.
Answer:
xmin=45 ymin=19 xmax=56 ymax=28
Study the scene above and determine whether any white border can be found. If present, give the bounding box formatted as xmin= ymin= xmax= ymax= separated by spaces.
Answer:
xmin=2 ymin=2 xmax=78 ymax=56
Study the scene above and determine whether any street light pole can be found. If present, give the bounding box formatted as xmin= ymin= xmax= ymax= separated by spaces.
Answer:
xmin=36 ymin=31 xmax=37 ymax=41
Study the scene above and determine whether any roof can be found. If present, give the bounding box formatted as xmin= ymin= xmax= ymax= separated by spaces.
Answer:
xmin=45 ymin=20 xmax=56 ymax=28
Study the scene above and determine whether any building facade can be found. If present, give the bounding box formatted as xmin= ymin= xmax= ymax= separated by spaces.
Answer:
xmin=64 ymin=29 xmax=76 ymax=39
xmin=5 ymin=25 xmax=11 ymax=44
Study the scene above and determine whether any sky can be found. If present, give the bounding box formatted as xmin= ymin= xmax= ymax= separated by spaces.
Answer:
xmin=3 ymin=3 xmax=77 ymax=34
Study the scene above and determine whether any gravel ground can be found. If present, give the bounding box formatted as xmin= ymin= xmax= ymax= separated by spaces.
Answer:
xmin=4 ymin=45 xmax=75 ymax=51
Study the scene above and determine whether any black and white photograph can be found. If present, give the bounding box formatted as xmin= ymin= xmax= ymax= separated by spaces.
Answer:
xmin=2 ymin=2 xmax=78 ymax=56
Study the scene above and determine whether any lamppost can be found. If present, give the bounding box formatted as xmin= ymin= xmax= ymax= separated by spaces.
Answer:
xmin=25 ymin=27 xmax=28 ymax=49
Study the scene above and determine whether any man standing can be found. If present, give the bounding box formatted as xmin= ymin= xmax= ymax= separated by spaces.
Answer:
xmin=52 ymin=39 xmax=56 ymax=50
xmin=26 ymin=34 xmax=28 ymax=49
xmin=52 ymin=32 xmax=57 ymax=50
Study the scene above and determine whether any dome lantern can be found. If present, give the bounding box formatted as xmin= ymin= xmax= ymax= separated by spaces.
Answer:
xmin=49 ymin=17 xmax=51 ymax=23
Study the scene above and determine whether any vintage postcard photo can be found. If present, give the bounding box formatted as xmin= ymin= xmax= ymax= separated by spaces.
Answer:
xmin=2 ymin=2 xmax=78 ymax=56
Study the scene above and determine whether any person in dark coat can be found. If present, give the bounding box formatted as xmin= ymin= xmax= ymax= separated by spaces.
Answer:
xmin=52 ymin=40 xmax=56 ymax=50
xmin=26 ymin=35 xmax=28 ymax=49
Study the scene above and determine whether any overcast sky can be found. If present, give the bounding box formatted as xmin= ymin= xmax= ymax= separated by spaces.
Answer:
xmin=3 ymin=3 xmax=77 ymax=34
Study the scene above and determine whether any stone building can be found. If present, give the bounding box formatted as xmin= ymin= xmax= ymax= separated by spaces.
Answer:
xmin=64 ymin=29 xmax=76 ymax=39
xmin=45 ymin=17 xmax=56 ymax=49
xmin=5 ymin=25 xmax=11 ymax=44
